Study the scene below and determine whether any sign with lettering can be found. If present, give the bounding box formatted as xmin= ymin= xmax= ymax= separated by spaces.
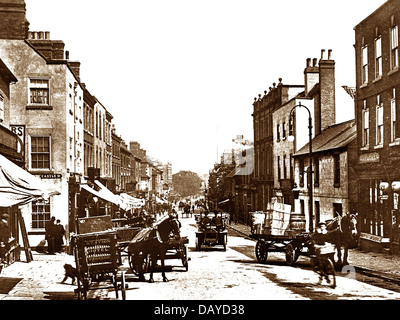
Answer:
xmin=40 ymin=174 xmax=62 ymax=179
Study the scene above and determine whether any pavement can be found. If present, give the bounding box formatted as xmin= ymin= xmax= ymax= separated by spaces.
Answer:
xmin=0 ymin=221 xmax=400 ymax=300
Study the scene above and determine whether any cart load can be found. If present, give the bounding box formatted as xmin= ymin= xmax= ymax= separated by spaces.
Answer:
xmin=250 ymin=202 xmax=306 ymax=237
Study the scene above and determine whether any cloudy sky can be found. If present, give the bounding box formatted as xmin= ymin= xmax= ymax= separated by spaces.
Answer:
xmin=26 ymin=0 xmax=386 ymax=175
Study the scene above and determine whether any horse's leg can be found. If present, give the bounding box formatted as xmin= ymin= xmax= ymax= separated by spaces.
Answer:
xmin=335 ymin=243 xmax=342 ymax=268
xmin=148 ymin=253 xmax=155 ymax=283
xmin=161 ymin=247 xmax=169 ymax=282
xmin=343 ymin=243 xmax=349 ymax=266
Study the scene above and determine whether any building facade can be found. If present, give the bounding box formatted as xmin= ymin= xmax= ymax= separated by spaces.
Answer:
xmin=354 ymin=0 xmax=400 ymax=253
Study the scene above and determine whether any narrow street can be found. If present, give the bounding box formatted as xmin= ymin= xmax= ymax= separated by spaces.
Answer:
xmin=108 ymin=216 xmax=400 ymax=300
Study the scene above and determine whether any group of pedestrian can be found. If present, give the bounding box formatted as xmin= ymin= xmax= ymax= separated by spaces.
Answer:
xmin=45 ymin=217 xmax=65 ymax=254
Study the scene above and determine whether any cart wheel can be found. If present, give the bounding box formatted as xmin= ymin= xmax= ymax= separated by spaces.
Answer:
xmin=325 ymin=257 xmax=336 ymax=288
xmin=223 ymin=234 xmax=227 ymax=251
xmin=255 ymin=240 xmax=268 ymax=263
xmin=182 ymin=245 xmax=189 ymax=271
xmin=285 ymin=243 xmax=299 ymax=266
xmin=195 ymin=235 xmax=202 ymax=251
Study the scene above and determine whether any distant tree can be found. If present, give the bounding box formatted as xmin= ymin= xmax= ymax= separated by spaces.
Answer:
xmin=208 ymin=161 xmax=235 ymax=209
xmin=172 ymin=171 xmax=203 ymax=198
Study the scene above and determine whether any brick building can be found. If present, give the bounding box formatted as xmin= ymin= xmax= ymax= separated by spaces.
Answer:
xmin=354 ymin=0 xmax=400 ymax=253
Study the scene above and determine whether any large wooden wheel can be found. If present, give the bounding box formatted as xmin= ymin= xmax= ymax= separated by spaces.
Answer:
xmin=255 ymin=240 xmax=268 ymax=263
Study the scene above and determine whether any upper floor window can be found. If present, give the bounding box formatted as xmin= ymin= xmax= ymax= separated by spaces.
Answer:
xmin=362 ymin=45 xmax=368 ymax=84
xmin=333 ymin=153 xmax=340 ymax=187
xmin=276 ymin=123 xmax=280 ymax=141
xmin=391 ymin=25 xmax=399 ymax=70
xmin=391 ymin=88 xmax=400 ymax=142
xmin=314 ymin=157 xmax=319 ymax=187
xmin=375 ymin=36 xmax=382 ymax=78
xmin=282 ymin=121 xmax=286 ymax=139
xmin=362 ymin=100 xmax=370 ymax=148
xmin=31 ymin=136 xmax=50 ymax=170
xmin=376 ymin=95 xmax=384 ymax=146
xmin=29 ymin=79 xmax=49 ymax=105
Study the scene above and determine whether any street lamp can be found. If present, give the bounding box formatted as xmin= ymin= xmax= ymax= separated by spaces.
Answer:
xmin=288 ymin=103 xmax=314 ymax=232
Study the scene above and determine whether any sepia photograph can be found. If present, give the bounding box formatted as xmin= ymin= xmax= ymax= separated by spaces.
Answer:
xmin=0 ymin=0 xmax=400 ymax=311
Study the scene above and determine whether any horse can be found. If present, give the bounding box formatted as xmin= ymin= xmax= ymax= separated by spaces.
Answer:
xmin=315 ymin=213 xmax=358 ymax=267
xmin=128 ymin=215 xmax=181 ymax=283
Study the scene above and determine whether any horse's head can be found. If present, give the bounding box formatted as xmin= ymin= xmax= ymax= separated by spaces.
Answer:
xmin=155 ymin=216 xmax=181 ymax=242
xmin=341 ymin=213 xmax=358 ymax=239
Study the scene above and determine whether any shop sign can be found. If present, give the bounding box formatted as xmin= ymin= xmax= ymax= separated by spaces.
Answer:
xmin=40 ymin=173 xmax=62 ymax=179
xmin=359 ymin=232 xmax=390 ymax=243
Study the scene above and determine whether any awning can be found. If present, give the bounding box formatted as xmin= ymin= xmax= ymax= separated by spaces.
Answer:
xmin=0 ymin=153 xmax=60 ymax=207
xmin=80 ymin=182 xmax=121 ymax=207
xmin=119 ymin=193 xmax=145 ymax=210
xmin=155 ymin=196 xmax=167 ymax=204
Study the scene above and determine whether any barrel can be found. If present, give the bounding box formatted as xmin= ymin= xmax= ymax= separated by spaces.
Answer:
xmin=289 ymin=213 xmax=306 ymax=232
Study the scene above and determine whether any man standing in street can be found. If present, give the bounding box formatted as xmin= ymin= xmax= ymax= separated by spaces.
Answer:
xmin=45 ymin=216 xmax=55 ymax=254
xmin=54 ymin=219 xmax=65 ymax=253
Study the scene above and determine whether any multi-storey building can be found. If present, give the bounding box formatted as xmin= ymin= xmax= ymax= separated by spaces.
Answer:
xmin=83 ymin=84 xmax=95 ymax=178
xmin=271 ymin=79 xmax=306 ymax=208
xmin=354 ymin=0 xmax=400 ymax=253
xmin=0 ymin=18 xmax=85 ymax=246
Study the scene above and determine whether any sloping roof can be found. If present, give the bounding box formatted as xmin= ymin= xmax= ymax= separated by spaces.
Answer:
xmin=294 ymin=119 xmax=356 ymax=157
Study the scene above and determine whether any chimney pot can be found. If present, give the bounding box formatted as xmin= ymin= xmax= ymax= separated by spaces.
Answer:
xmin=306 ymin=58 xmax=311 ymax=67
xmin=328 ymin=49 xmax=332 ymax=60
xmin=321 ymin=49 xmax=325 ymax=60
xmin=313 ymin=58 xmax=317 ymax=66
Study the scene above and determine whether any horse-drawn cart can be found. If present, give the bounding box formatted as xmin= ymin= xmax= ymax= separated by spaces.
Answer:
xmin=195 ymin=212 xmax=228 ymax=251
xmin=250 ymin=233 xmax=310 ymax=265
xmin=71 ymin=231 xmax=126 ymax=300
xmin=127 ymin=216 xmax=189 ymax=282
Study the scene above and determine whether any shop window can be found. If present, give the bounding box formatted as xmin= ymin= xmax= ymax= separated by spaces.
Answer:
xmin=31 ymin=199 xmax=51 ymax=229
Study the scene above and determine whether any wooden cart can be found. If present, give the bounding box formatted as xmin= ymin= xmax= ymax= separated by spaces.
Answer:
xmin=71 ymin=231 xmax=126 ymax=300
xmin=250 ymin=233 xmax=310 ymax=265
xmin=128 ymin=235 xmax=189 ymax=277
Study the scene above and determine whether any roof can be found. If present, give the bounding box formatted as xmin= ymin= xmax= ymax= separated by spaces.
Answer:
xmin=294 ymin=119 xmax=356 ymax=157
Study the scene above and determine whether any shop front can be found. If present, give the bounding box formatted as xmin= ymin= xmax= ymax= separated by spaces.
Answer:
xmin=356 ymin=158 xmax=400 ymax=254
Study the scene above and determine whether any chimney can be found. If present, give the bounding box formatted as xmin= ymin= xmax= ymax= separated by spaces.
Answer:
xmin=0 ymin=0 xmax=30 ymax=40
xmin=318 ymin=49 xmax=335 ymax=133
xmin=304 ymin=57 xmax=319 ymax=95
xmin=68 ymin=60 xmax=81 ymax=81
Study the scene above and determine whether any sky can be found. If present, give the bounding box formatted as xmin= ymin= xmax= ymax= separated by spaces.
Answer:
xmin=25 ymin=0 xmax=387 ymax=176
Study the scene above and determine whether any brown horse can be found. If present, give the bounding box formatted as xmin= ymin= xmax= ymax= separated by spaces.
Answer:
xmin=318 ymin=213 xmax=358 ymax=267
xmin=128 ymin=216 xmax=181 ymax=283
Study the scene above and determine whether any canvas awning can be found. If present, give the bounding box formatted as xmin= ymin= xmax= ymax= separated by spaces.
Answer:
xmin=0 ymin=153 xmax=60 ymax=207
xmin=119 ymin=193 xmax=145 ymax=210
xmin=80 ymin=182 xmax=121 ymax=207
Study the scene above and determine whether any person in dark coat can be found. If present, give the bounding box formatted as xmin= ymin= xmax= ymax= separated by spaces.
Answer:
xmin=45 ymin=217 xmax=56 ymax=254
xmin=54 ymin=219 xmax=65 ymax=253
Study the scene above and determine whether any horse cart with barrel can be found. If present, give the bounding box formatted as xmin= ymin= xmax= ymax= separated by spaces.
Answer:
xmin=195 ymin=211 xmax=229 ymax=251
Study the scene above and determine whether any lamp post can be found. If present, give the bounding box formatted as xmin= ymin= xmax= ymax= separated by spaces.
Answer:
xmin=288 ymin=103 xmax=314 ymax=232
